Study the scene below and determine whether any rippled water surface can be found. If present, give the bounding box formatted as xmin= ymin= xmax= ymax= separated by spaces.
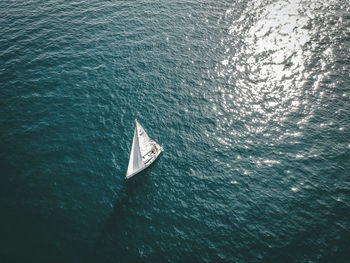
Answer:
xmin=1 ymin=0 xmax=350 ymax=262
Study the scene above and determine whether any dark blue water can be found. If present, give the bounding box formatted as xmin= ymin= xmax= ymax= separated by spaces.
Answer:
xmin=1 ymin=0 xmax=350 ymax=262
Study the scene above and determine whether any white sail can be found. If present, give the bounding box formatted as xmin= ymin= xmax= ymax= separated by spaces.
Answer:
xmin=136 ymin=119 xmax=154 ymax=157
xmin=126 ymin=119 xmax=163 ymax=179
xmin=126 ymin=126 xmax=144 ymax=178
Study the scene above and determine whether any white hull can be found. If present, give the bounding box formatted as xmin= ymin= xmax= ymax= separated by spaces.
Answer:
xmin=125 ymin=144 xmax=163 ymax=179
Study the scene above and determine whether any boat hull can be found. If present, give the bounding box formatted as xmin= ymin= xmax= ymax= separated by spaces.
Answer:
xmin=125 ymin=145 xmax=163 ymax=179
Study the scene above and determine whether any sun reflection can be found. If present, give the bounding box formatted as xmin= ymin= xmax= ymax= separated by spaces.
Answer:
xmin=206 ymin=0 xmax=348 ymax=177
xmin=212 ymin=0 xmax=335 ymax=147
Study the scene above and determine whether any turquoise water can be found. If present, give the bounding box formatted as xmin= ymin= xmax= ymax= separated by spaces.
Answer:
xmin=1 ymin=0 xmax=350 ymax=262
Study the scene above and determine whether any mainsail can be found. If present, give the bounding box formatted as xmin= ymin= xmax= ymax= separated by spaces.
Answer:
xmin=126 ymin=126 xmax=145 ymax=177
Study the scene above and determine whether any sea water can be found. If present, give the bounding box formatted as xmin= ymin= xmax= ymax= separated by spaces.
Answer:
xmin=1 ymin=0 xmax=349 ymax=262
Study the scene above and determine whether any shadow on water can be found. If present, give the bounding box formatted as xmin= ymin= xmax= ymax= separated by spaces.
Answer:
xmin=86 ymin=167 xmax=156 ymax=262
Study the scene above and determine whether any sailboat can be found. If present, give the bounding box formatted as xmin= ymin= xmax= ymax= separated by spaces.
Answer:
xmin=126 ymin=119 xmax=163 ymax=179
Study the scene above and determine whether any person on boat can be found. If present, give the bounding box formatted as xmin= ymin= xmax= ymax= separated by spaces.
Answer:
xmin=151 ymin=145 xmax=157 ymax=154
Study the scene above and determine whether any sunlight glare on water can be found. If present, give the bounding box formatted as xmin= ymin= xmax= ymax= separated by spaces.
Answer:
xmin=211 ymin=0 xmax=342 ymax=167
